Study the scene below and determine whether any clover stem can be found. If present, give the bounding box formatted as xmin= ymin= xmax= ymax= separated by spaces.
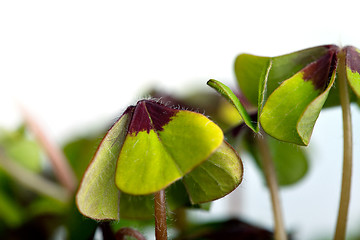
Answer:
xmin=154 ymin=189 xmax=168 ymax=240
xmin=256 ymin=134 xmax=287 ymax=240
xmin=100 ymin=222 xmax=116 ymax=240
xmin=334 ymin=49 xmax=353 ymax=240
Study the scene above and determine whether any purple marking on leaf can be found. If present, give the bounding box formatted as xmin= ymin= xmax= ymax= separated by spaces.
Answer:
xmin=345 ymin=46 xmax=360 ymax=74
xmin=128 ymin=101 xmax=152 ymax=134
xmin=145 ymin=100 xmax=178 ymax=131
xmin=302 ymin=45 xmax=339 ymax=91
xmin=128 ymin=100 xmax=178 ymax=135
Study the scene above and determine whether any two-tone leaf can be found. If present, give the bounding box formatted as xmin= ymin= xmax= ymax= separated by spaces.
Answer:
xmin=345 ymin=46 xmax=360 ymax=97
xmin=235 ymin=45 xmax=335 ymax=106
xmin=233 ymin=45 xmax=339 ymax=145
xmin=260 ymin=47 xmax=338 ymax=145
xmin=76 ymin=100 xmax=243 ymax=220
xmin=115 ymin=100 xmax=223 ymax=195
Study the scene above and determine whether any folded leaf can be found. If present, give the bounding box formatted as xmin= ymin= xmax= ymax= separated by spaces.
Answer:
xmin=76 ymin=109 xmax=132 ymax=220
xmin=235 ymin=45 xmax=336 ymax=106
xmin=260 ymin=47 xmax=338 ymax=145
xmin=115 ymin=101 xmax=224 ymax=195
xmin=207 ymin=79 xmax=257 ymax=132
xmin=183 ymin=141 xmax=243 ymax=204
xmin=345 ymin=46 xmax=360 ymax=97
xmin=76 ymin=100 xmax=228 ymax=220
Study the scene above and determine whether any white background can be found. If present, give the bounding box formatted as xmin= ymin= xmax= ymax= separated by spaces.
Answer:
xmin=1 ymin=1 xmax=360 ymax=239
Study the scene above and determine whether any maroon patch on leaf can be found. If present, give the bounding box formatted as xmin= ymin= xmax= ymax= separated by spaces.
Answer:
xmin=345 ymin=46 xmax=360 ymax=74
xmin=128 ymin=100 xmax=178 ymax=135
xmin=145 ymin=100 xmax=178 ymax=131
xmin=302 ymin=46 xmax=339 ymax=91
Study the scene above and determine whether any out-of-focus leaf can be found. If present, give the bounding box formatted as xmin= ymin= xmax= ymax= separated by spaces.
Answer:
xmin=244 ymin=134 xmax=308 ymax=186
xmin=207 ymin=79 xmax=256 ymax=132
xmin=0 ymin=126 xmax=42 ymax=172
xmin=175 ymin=218 xmax=275 ymax=240
xmin=260 ymin=47 xmax=338 ymax=145
xmin=66 ymin=199 xmax=98 ymax=240
xmin=268 ymin=137 xmax=308 ymax=186
xmin=63 ymin=136 xmax=101 ymax=181
xmin=0 ymin=190 xmax=24 ymax=227
xmin=0 ymin=150 xmax=70 ymax=202
xmin=27 ymin=197 xmax=67 ymax=218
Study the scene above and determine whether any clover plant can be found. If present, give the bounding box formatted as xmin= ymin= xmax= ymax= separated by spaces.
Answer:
xmin=76 ymin=99 xmax=243 ymax=240
xmin=209 ymin=45 xmax=360 ymax=240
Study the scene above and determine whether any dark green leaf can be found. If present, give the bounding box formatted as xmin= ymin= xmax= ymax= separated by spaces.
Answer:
xmin=207 ymin=79 xmax=257 ymax=132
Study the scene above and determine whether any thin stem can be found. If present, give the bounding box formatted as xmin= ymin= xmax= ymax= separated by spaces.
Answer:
xmin=256 ymin=134 xmax=287 ymax=240
xmin=334 ymin=49 xmax=353 ymax=240
xmin=154 ymin=189 xmax=167 ymax=240
xmin=115 ymin=227 xmax=146 ymax=240
xmin=19 ymin=105 xmax=77 ymax=193
xmin=100 ymin=222 xmax=116 ymax=240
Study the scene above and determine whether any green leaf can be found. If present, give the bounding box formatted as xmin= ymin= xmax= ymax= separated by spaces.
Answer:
xmin=207 ymin=79 xmax=257 ymax=132
xmin=268 ymin=137 xmax=308 ymax=186
xmin=166 ymin=180 xmax=192 ymax=210
xmin=119 ymin=192 xmax=154 ymax=220
xmin=0 ymin=190 xmax=24 ymax=227
xmin=183 ymin=141 xmax=243 ymax=204
xmin=115 ymin=101 xmax=224 ymax=195
xmin=345 ymin=46 xmax=360 ymax=98
xmin=0 ymin=126 xmax=42 ymax=172
xmin=76 ymin=100 xmax=228 ymax=220
xmin=63 ymin=136 xmax=101 ymax=181
xmin=76 ymin=109 xmax=132 ymax=220
xmin=235 ymin=45 xmax=335 ymax=106
xmin=244 ymin=134 xmax=308 ymax=186
xmin=66 ymin=200 xmax=98 ymax=240
xmin=260 ymin=47 xmax=338 ymax=145
xmin=257 ymin=58 xmax=272 ymax=130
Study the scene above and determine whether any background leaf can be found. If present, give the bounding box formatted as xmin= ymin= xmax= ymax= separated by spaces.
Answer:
xmin=243 ymin=133 xmax=308 ymax=186
xmin=0 ymin=126 xmax=42 ymax=172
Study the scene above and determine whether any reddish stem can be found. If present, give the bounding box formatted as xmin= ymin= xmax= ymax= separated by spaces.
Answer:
xmin=20 ymin=106 xmax=77 ymax=193
xmin=154 ymin=189 xmax=167 ymax=240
